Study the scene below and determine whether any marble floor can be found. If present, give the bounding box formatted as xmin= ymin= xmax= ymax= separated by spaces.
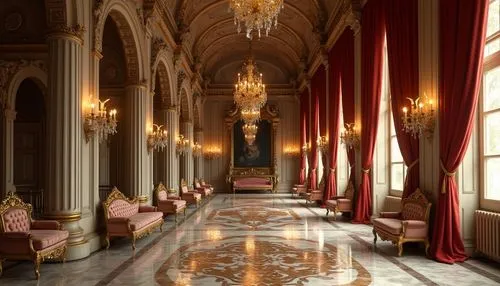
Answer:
xmin=1 ymin=194 xmax=500 ymax=285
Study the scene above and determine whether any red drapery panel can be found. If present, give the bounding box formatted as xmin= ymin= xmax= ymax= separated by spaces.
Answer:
xmin=385 ymin=0 xmax=420 ymax=198
xmin=324 ymin=40 xmax=342 ymax=203
xmin=353 ymin=0 xmax=386 ymax=224
xmin=309 ymin=91 xmax=320 ymax=189
xmin=299 ymin=90 xmax=309 ymax=184
xmin=340 ymin=29 xmax=356 ymax=184
xmin=431 ymin=0 xmax=488 ymax=264
xmin=317 ymin=68 xmax=328 ymax=136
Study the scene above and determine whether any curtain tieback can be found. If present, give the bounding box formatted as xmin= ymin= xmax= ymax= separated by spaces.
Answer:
xmin=362 ymin=168 xmax=370 ymax=174
xmin=404 ymin=159 xmax=420 ymax=187
xmin=330 ymin=167 xmax=336 ymax=174
xmin=440 ymin=160 xmax=457 ymax=194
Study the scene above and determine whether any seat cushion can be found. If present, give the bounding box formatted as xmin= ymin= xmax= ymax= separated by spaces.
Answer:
xmin=326 ymin=200 xmax=337 ymax=208
xmin=129 ymin=212 xmax=163 ymax=231
xmin=171 ymin=200 xmax=186 ymax=208
xmin=190 ymin=193 xmax=202 ymax=200
xmin=30 ymin=229 xmax=69 ymax=251
xmin=373 ymin=218 xmax=402 ymax=235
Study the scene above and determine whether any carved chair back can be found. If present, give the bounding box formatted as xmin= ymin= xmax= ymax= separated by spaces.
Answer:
xmin=0 ymin=192 xmax=33 ymax=233
xmin=154 ymin=183 xmax=169 ymax=203
xmin=194 ymin=178 xmax=202 ymax=188
xmin=180 ymin=179 xmax=189 ymax=194
xmin=400 ymin=188 xmax=431 ymax=222
xmin=344 ymin=181 xmax=354 ymax=201
xmin=103 ymin=187 xmax=139 ymax=220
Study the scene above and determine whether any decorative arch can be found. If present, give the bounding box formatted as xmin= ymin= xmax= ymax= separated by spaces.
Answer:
xmin=4 ymin=61 xmax=48 ymax=111
xmin=151 ymin=45 xmax=177 ymax=107
xmin=94 ymin=0 xmax=145 ymax=83
xmin=178 ymin=85 xmax=193 ymax=122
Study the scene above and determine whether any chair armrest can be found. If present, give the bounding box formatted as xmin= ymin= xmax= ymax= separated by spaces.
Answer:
xmin=403 ymin=220 xmax=427 ymax=229
xmin=167 ymin=195 xmax=181 ymax=200
xmin=158 ymin=200 xmax=174 ymax=207
xmin=139 ymin=205 xmax=157 ymax=213
xmin=0 ymin=232 xmax=31 ymax=239
xmin=32 ymin=220 xmax=61 ymax=230
xmin=380 ymin=212 xmax=401 ymax=219
xmin=107 ymin=217 xmax=130 ymax=224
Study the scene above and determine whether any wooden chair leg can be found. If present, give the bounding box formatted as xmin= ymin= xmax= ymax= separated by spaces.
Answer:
xmin=105 ymin=234 xmax=110 ymax=249
xmin=34 ymin=254 xmax=42 ymax=280
xmin=372 ymin=228 xmax=378 ymax=244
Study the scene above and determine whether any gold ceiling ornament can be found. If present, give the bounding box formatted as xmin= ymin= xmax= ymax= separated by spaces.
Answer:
xmin=243 ymin=123 xmax=258 ymax=145
xmin=229 ymin=0 xmax=284 ymax=39
xmin=233 ymin=42 xmax=267 ymax=113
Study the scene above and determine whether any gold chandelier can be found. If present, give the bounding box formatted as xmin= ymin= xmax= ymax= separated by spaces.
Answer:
xmin=401 ymin=94 xmax=435 ymax=139
xmin=234 ymin=56 xmax=267 ymax=112
xmin=243 ymin=123 xmax=258 ymax=145
xmin=229 ymin=0 xmax=284 ymax=38
xmin=240 ymin=106 xmax=261 ymax=124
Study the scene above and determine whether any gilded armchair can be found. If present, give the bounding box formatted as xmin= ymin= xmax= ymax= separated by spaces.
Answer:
xmin=291 ymin=183 xmax=307 ymax=199
xmin=194 ymin=178 xmax=212 ymax=198
xmin=0 ymin=192 xmax=68 ymax=279
xmin=154 ymin=183 xmax=187 ymax=222
xmin=302 ymin=180 xmax=324 ymax=205
xmin=180 ymin=179 xmax=201 ymax=207
xmin=325 ymin=181 xmax=354 ymax=220
xmin=372 ymin=189 xmax=431 ymax=256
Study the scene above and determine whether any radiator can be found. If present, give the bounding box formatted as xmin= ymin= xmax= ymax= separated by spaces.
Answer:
xmin=475 ymin=210 xmax=500 ymax=262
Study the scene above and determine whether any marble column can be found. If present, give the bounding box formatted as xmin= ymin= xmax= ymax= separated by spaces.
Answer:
xmin=124 ymin=84 xmax=151 ymax=203
xmin=194 ymin=129 xmax=204 ymax=180
xmin=180 ymin=121 xmax=194 ymax=186
xmin=44 ymin=28 xmax=90 ymax=260
xmin=165 ymin=107 xmax=179 ymax=190
xmin=2 ymin=109 xmax=16 ymax=197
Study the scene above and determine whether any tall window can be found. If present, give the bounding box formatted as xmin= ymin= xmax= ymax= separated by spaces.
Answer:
xmin=481 ymin=0 xmax=500 ymax=209
xmin=390 ymin=114 xmax=406 ymax=195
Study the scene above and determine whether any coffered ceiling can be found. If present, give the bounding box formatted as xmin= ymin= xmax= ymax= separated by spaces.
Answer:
xmin=165 ymin=0 xmax=343 ymax=85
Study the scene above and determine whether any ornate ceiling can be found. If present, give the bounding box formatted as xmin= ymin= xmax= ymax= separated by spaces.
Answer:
xmin=165 ymin=0 xmax=344 ymax=85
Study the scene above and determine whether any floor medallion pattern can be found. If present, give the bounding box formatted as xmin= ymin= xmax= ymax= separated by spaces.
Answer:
xmin=205 ymin=205 xmax=302 ymax=230
xmin=155 ymin=235 xmax=372 ymax=285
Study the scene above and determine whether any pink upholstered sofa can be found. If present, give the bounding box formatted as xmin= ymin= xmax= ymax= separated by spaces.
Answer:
xmin=154 ymin=183 xmax=187 ymax=222
xmin=372 ymin=188 xmax=431 ymax=256
xmin=233 ymin=177 xmax=273 ymax=193
xmin=0 ymin=192 xmax=68 ymax=279
xmin=103 ymin=187 xmax=163 ymax=250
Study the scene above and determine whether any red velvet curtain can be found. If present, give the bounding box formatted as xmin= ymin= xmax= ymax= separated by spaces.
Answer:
xmin=353 ymin=0 xmax=386 ymax=224
xmin=309 ymin=91 xmax=320 ymax=189
xmin=340 ymin=29 xmax=356 ymax=184
xmin=318 ymin=67 xmax=328 ymax=136
xmin=299 ymin=90 xmax=309 ymax=184
xmin=430 ymin=0 xmax=488 ymax=264
xmin=323 ymin=33 xmax=346 ymax=203
xmin=385 ymin=0 xmax=420 ymax=198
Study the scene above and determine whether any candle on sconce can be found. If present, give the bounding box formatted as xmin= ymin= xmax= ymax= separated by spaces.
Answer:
xmin=403 ymin=107 xmax=408 ymax=121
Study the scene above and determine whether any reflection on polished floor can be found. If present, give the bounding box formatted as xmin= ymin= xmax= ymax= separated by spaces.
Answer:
xmin=2 ymin=194 xmax=500 ymax=285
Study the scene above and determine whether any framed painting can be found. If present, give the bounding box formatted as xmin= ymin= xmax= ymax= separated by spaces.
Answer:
xmin=233 ymin=120 xmax=272 ymax=168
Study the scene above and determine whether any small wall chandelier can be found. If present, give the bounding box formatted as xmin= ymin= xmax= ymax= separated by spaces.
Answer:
xmin=317 ymin=135 xmax=329 ymax=153
xmin=402 ymin=95 xmax=435 ymax=139
xmin=340 ymin=123 xmax=360 ymax=149
xmin=243 ymin=123 xmax=258 ymax=145
xmin=176 ymin=134 xmax=190 ymax=156
xmin=229 ymin=0 xmax=284 ymax=39
xmin=301 ymin=143 xmax=310 ymax=157
xmin=147 ymin=124 xmax=168 ymax=152
xmin=192 ymin=142 xmax=202 ymax=157
xmin=84 ymin=96 xmax=117 ymax=143
xmin=204 ymin=146 xmax=222 ymax=160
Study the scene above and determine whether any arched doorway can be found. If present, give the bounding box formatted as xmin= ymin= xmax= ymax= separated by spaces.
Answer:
xmin=13 ymin=79 xmax=46 ymax=217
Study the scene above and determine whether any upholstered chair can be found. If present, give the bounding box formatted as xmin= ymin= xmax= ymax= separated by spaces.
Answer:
xmin=291 ymin=183 xmax=307 ymax=198
xmin=180 ymin=179 xmax=201 ymax=207
xmin=199 ymin=178 xmax=214 ymax=192
xmin=193 ymin=178 xmax=212 ymax=198
xmin=0 ymin=192 xmax=69 ymax=279
xmin=154 ymin=183 xmax=187 ymax=222
xmin=302 ymin=180 xmax=325 ymax=205
xmin=372 ymin=188 xmax=432 ymax=256
xmin=325 ymin=181 xmax=354 ymax=220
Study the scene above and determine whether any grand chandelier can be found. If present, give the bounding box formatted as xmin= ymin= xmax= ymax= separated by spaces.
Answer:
xmin=84 ymin=97 xmax=117 ymax=143
xmin=229 ymin=0 xmax=284 ymax=39
xmin=234 ymin=51 xmax=267 ymax=112
xmin=243 ymin=123 xmax=258 ymax=145
xmin=240 ymin=106 xmax=261 ymax=124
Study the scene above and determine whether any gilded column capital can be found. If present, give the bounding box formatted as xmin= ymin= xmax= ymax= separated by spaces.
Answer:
xmin=46 ymin=24 xmax=86 ymax=45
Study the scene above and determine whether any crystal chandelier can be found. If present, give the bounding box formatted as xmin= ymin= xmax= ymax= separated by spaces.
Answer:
xmin=317 ymin=136 xmax=328 ymax=153
xmin=84 ymin=96 xmax=117 ymax=143
xmin=192 ymin=142 xmax=202 ymax=157
xmin=147 ymin=124 xmax=168 ymax=152
xmin=229 ymin=0 xmax=284 ymax=39
xmin=340 ymin=123 xmax=360 ymax=149
xmin=176 ymin=134 xmax=190 ymax=156
xmin=240 ymin=106 xmax=261 ymax=124
xmin=243 ymin=123 xmax=258 ymax=145
xmin=234 ymin=50 xmax=267 ymax=112
xmin=204 ymin=146 xmax=222 ymax=160
xmin=401 ymin=95 xmax=435 ymax=138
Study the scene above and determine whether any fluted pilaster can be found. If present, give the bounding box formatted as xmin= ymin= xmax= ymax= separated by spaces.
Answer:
xmin=180 ymin=121 xmax=194 ymax=186
xmin=45 ymin=31 xmax=87 ymax=260
xmin=124 ymin=84 xmax=150 ymax=202
xmin=194 ymin=129 xmax=204 ymax=179
xmin=2 ymin=109 xmax=16 ymax=197
xmin=165 ymin=108 xmax=179 ymax=190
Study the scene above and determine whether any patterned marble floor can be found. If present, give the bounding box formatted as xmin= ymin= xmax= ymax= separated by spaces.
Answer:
xmin=1 ymin=194 xmax=500 ymax=285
